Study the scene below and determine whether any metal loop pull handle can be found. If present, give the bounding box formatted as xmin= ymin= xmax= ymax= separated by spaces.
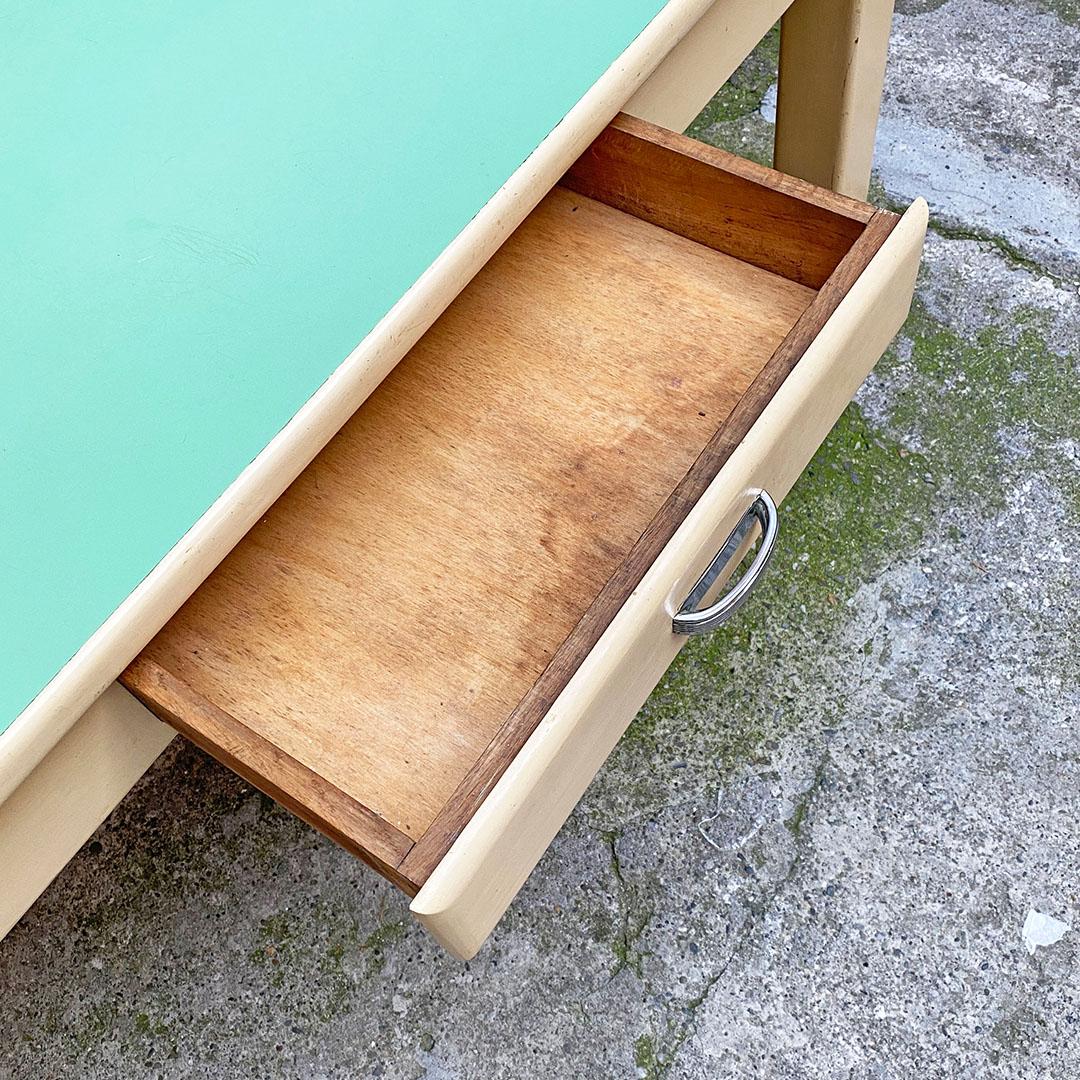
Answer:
xmin=672 ymin=489 xmax=778 ymax=636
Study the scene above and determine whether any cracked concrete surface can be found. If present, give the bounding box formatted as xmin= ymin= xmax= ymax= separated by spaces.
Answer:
xmin=879 ymin=0 xmax=1080 ymax=275
xmin=1 ymin=1 xmax=1077 ymax=1077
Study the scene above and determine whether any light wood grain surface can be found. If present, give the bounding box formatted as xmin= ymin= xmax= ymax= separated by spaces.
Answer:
xmin=563 ymin=114 xmax=871 ymax=288
xmin=125 ymin=184 xmax=812 ymax=847
xmin=399 ymin=122 xmax=898 ymax=883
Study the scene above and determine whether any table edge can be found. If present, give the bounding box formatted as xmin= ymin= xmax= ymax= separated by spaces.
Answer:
xmin=0 ymin=0 xmax=718 ymax=805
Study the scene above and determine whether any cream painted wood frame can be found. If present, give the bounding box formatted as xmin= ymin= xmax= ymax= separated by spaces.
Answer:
xmin=624 ymin=0 xmax=791 ymax=130
xmin=412 ymin=199 xmax=928 ymax=960
xmin=774 ymin=0 xmax=896 ymax=199
xmin=1 ymin=0 xmax=899 ymax=940
xmin=0 ymin=685 xmax=174 ymax=939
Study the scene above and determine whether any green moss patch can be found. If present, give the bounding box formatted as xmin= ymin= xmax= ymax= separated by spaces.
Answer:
xmin=888 ymin=300 xmax=1079 ymax=513
xmin=609 ymin=286 xmax=1077 ymax=796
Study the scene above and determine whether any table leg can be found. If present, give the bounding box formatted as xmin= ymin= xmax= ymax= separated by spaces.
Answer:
xmin=773 ymin=0 xmax=895 ymax=199
xmin=624 ymin=0 xmax=792 ymax=133
xmin=0 ymin=684 xmax=174 ymax=940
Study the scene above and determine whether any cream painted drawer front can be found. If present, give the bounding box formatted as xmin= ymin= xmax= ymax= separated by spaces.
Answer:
xmin=121 ymin=115 xmax=926 ymax=959
xmin=412 ymin=197 xmax=927 ymax=958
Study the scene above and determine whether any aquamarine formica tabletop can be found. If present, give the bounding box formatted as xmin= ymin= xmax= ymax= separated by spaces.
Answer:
xmin=0 ymin=1 xmax=671 ymax=734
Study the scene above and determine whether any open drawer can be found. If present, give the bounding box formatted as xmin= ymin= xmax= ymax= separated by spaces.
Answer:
xmin=121 ymin=115 xmax=926 ymax=959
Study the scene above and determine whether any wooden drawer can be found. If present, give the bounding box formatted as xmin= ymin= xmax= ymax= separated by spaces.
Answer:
xmin=121 ymin=115 xmax=926 ymax=959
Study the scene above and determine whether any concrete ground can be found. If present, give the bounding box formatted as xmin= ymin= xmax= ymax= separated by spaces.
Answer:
xmin=2 ymin=1 xmax=1077 ymax=1076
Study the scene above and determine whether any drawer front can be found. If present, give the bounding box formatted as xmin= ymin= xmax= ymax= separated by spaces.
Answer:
xmin=411 ymin=198 xmax=928 ymax=960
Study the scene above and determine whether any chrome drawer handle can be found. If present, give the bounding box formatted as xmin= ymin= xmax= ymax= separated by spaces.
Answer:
xmin=672 ymin=489 xmax=778 ymax=635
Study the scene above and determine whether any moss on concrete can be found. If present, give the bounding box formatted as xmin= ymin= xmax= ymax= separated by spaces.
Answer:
xmin=361 ymin=918 xmax=407 ymax=952
xmin=888 ymin=300 xmax=1080 ymax=513
xmin=617 ymin=282 xmax=1077 ymax=784
xmin=634 ymin=1032 xmax=664 ymax=1078
xmin=1031 ymin=0 xmax=1080 ymax=25
xmin=619 ymin=396 xmax=934 ymax=774
xmin=595 ymin=829 xmax=656 ymax=978
xmin=246 ymin=906 xmax=407 ymax=1026
xmin=132 ymin=1013 xmax=169 ymax=1038
xmin=130 ymin=1009 xmax=176 ymax=1059
xmin=359 ymin=918 xmax=408 ymax=975
xmin=629 ymin=965 xmax=740 ymax=1077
